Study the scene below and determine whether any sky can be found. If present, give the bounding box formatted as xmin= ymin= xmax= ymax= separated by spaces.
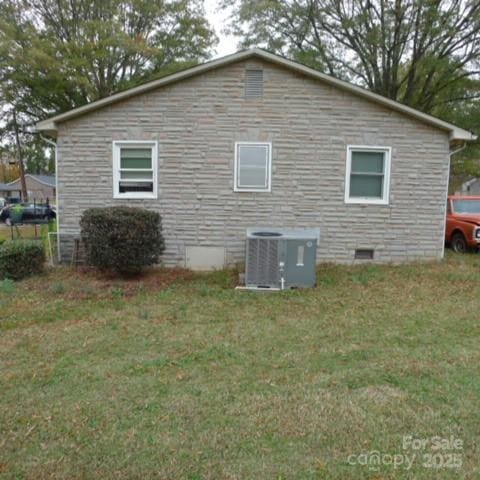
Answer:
xmin=204 ymin=0 xmax=239 ymax=58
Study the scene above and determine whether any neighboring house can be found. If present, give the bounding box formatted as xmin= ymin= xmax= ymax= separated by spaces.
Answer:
xmin=7 ymin=174 xmax=56 ymax=202
xmin=36 ymin=49 xmax=476 ymax=268
xmin=456 ymin=178 xmax=480 ymax=195
xmin=0 ymin=183 xmax=21 ymax=201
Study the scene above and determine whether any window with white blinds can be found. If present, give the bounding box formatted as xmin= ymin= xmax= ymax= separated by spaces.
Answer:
xmin=113 ymin=141 xmax=157 ymax=198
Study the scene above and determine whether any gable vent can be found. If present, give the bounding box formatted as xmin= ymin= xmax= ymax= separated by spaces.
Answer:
xmin=245 ymin=69 xmax=263 ymax=98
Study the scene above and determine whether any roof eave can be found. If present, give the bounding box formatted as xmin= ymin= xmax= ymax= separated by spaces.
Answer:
xmin=36 ymin=120 xmax=58 ymax=138
xmin=255 ymin=49 xmax=476 ymax=142
xmin=25 ymin=174 xmax=56 ymax=187
xmin=449 ymin=128 xmax=477 ymax=142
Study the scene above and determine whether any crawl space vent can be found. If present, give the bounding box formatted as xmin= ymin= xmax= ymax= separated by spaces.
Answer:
xmin=355 ymin=249 xmax=374 ymax=260
xmin=245 ymin=69 xmax=263 ymax=98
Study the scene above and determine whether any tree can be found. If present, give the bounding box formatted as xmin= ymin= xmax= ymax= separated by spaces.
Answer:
xmin=222 ymin=0 xmax=480 ymax=181
xmin=222 ymin=0 xmax=480 ymax=113
xmin=22 ymin=137 xmax=55 ymax=174
xmin=439 ymin=79 xmax=480 ymax=190
xmin=0 ymin=150 xmax=20 ymax=183
xmin=0 ymin=0 xmax=216 ymax=114
xmin=0 ymin=0 xmax=216 ymax=186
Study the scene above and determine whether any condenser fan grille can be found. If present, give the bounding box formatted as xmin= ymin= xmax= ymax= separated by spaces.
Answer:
xmin=246 ymin=238 xmax=281 ymax=287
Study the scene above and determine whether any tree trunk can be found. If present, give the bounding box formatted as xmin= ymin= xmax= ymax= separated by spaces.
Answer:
xmin=12 ymin=109 xmax=28 ymax=202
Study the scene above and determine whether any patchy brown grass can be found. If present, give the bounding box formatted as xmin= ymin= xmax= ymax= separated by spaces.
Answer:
xmin=0 ymin=224 xmax=46 ymax=241
xmin=0 ymin=253 xmax=479 ymax=479
xmin=21 ymin=266 xmax=196 ymax=300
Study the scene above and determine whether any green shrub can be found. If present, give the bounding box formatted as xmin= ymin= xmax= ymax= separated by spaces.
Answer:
xmin=80 ymin=206 xmax=165 ymax=275
xmin=0 ymin=240 xmax=45 ymax=280
xmin=0 ymin=238 xmax=5 ymax=246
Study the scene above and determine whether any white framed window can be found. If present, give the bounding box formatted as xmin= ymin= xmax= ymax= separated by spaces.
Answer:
xmin=113 ymin=141 xmax=158 ymax=199
xmin=345 ymin=145 xmax=391 ymax=205
xmin=234 ymin=142 xmax=272 ymax=192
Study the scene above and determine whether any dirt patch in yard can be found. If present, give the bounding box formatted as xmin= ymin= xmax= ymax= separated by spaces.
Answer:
xmin=79 ymin=266 xmax=196 ymax=290
xmin=22 ymin=266 xmax=196 ymax=300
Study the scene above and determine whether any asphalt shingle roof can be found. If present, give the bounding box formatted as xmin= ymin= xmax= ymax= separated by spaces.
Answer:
xmin=29 ymin=175 xmax=56 ymax=187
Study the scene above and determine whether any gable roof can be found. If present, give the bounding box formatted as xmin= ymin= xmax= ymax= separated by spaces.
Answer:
xmin=461 ymin=177 xmax=480 ymax=189
xmin=8 ymin=174 xmax=56 ymax=187
xmin=36 ymin=48 xmax=476 ymax=143
xmin=28 ymin=174 xmax=56 ymax=187
xmin=0 ymin=182 xmax=20 ymax=192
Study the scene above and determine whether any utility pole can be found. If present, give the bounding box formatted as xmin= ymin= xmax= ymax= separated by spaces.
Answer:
xmin=12 ymin=109 xmax=28 ymax=202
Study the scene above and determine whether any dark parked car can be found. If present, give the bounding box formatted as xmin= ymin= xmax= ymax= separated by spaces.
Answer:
xmin=0 ymin=203 xmax=56 ymax=225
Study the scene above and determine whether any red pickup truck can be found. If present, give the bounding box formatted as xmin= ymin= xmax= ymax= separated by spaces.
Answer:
xmin=446 ymin=195 xmax=480 ymax=252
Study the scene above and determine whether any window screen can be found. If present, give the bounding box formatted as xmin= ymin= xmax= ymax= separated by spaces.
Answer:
xmin=113 ymin=142 xmax=157 ymax=198
xmin=346 ymin=147 xmax=390 ymax=203
xmin=235 ymin=143 xmax=271 ymax=191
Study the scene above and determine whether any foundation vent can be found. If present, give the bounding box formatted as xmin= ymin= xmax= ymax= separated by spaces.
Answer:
xmin=354 ymin=249 xmax=375 ymax=260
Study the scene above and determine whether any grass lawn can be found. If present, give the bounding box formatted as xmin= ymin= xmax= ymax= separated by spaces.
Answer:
xmin=0 ymin=253 xmax=479 ymax=479
xmin=0 ymin=224 xmax=46 ymax=242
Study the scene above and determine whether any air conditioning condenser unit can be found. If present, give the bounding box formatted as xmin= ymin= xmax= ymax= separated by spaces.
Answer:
xmin=245 ymin=227 xmax=320 ymax=289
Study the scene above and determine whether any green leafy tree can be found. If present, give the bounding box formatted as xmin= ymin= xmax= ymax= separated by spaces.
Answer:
xmin=438 ymin=80 xmax=480 ymax=190
xmin=23 ymin=137 xmax=55 ymax=174
xmin=222 ymin=0 xmax=480 ymax=112
xmin=222 ymin=0 xmax=480 ymax=181
xmin=1 ymin=0 xmax=216 ymax=114
xmin=0 ymin=0 xmax=216 ymax=181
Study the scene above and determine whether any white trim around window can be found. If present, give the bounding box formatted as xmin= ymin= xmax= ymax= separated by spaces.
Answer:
xmin=234 ymin=142 xmax=272 ymax=192
xmin=113 ymin=140 xmax=158 ymax=199
xmin=344 ymin=145 xmax=391 ymax=205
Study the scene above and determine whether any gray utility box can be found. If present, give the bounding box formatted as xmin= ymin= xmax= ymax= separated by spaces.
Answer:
xmin=245 ymin=227 xmax=320 ymax=289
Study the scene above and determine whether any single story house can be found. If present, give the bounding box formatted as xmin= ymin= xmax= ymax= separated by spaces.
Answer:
xmin=0 ymin=174 xmax=55 ymax=202
xmin=0 ymin=182 xmax=21 ymax=201
xmin=6 ymin=174 xmax=56 ymax=202
xmin=456 ymin=177 xmax=480 ymax=195
xmin=36 ymin=49 xmax=475 ymax=268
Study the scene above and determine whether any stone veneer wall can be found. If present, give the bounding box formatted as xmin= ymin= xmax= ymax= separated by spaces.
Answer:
xmin=56 ymin=58 xmax=450 ymax=266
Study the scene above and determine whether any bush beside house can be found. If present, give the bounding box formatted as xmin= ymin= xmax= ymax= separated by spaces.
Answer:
xmin=80 ymin=207 xmax=165 ymax=275
xmin=0 ymin=240 xmax=45 ymax=280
